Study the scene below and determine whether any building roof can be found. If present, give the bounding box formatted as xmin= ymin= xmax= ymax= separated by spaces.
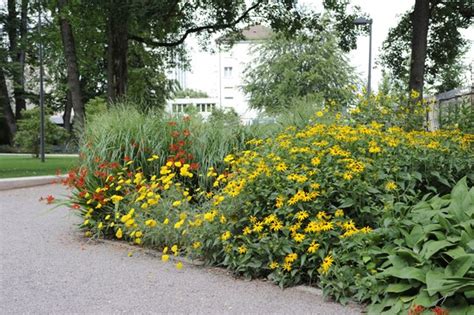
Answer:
xmin=241 ymin=25 xmax=273 ymax=41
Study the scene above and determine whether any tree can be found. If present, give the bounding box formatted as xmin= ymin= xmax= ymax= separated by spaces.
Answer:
xmin=57 ymin=0 xmax=85 ymax=131
xmin=6 ymin=0 xmax=28 ymax=119
xmin=381 ymin=0 xmax=473 ymax=102
xmin=243 ymin=31 xmax=357 ymax=114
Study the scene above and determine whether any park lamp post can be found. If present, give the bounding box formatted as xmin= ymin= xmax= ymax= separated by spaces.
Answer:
xmin=38 ymin=2 xmax=45 ymax=162
xmin=354 ymin=17 xmax=373 ymax=98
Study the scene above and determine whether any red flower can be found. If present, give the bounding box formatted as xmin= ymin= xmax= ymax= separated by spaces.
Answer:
xmin=169 ymin=143 xmax=180 ymax=152
xmin=41 ymin=195 xmax=55 ymax=204
xmin=124 ymin=156 xmax=131 ymax=162
xmin=171 ymin=131 xmax=180 ymax=138
xmin=190 ymin=162 xmax=199 ymax=170
xmin=432 ymin=306 xmax=448 ymax=315
xmin=168 ymin=121 xmax=177 ymax=126
xmin=109 ymin=162 xmax=119 ymax=169
xmin=70 ymin=204 xmax=80 ymax=209
xmin=183 ymin=129 xmax=191 ymax=137
xmin=183 ymin=115 xmax=190 ymax=122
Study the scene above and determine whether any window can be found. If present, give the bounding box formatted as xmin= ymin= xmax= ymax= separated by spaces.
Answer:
xmin=172 ymin=103 xmax=190 ymax=113
xmin=224 ymin=66 xmax=233 ymax=78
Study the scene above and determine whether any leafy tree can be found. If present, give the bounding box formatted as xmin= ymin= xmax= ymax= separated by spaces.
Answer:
xmin=381 ymin=0 xmax=473 ymax=102
xmin=243 ymin=31 xmax=357 ymax=114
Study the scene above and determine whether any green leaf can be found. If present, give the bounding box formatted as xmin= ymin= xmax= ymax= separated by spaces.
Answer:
xmin=380 ymin=266 xmax=426 ymax=283
xmin=412 ymin=290 xmax=437 ymax=307
xmin=420 ymin=240 xmax=453 ymax=259
xmin=386 ymin=283 xmax=413 ymax=293
xmin=446 ymin=255 xmax=474 ymax=278
xmin=445 ymin=246 xmax=467 ymax=259
xmin=426 ymin=270 xmax=447 ymax=296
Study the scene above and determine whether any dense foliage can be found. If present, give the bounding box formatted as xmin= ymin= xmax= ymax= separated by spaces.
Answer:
xmin=244 ymin=31 xmax=357 ymax=113
xmin=55 ymin=102 xmax=474 ymax=313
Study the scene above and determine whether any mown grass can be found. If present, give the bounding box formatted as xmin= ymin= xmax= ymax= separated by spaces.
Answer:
xmin=0 ymin=155 xmax=78 ymax=178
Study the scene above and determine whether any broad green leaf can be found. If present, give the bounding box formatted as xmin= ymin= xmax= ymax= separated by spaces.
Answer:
xmin=421 ymin=240 xmax=453 ymax=259
xmin=412 ymin=290 xmax=437 ymax=307
xmin=445 ymin=246 xmax=467 ymax=259
xmin=426 ymin=269 xmax=447 ymax=296
xmin=386 ymin=283 xmax=413 ymax=293
xmin=406 ymin=225 xmax=424 ymax=248
xmin=445 ymin=255 xmax=474 ymax=278
xmin=380 ymin=266 xmax=426 ymax=283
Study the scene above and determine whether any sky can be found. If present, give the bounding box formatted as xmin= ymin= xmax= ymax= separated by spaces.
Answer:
xmin=185 ymin=0 xmax=473 ymax=93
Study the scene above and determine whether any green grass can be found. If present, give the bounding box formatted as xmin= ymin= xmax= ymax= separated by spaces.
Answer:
xmin=0 ymin=155 xmax=78 ymax=178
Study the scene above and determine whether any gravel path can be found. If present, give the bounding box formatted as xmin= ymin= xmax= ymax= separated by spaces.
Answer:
xmin=0 ymin=184 xmax=362 ymax=314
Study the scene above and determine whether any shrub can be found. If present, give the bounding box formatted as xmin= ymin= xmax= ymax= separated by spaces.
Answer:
xmin=15 ymin=107 xmax=69 ymax=156
xmin=321 ymin=178 xmax=474 ymax=314
xmin=63 ymin=110 xmax=473 ymax=291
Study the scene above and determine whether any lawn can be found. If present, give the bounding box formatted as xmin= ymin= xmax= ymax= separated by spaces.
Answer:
xmin=0 ymin=155 xmax=78 ymax=178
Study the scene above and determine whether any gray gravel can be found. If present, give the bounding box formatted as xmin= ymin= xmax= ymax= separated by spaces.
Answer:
xmin=0 ymin=184 xmax=362 ymax=314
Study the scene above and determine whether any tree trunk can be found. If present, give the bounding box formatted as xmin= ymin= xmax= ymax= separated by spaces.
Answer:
xmin=58 ymin=0 xmax=85 ymax=132
xmin=408 ymin=0 xmax=430 ymax=106
xmin=7 ymin=0 xmax=27 ymax=119
xmin=15 ymin=0 xmax=28 ymax=118
xmin=0 ymin=66 xmax=16 ymax=145
xmin=63 ymin=89 xmax=72 ymax=132
xmin=107 ymin=0 xmax=129 ymax=102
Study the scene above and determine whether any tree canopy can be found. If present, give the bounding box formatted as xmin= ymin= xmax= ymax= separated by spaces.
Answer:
xmin=381 ymin=0 xmax=472 ymax=96
xmin=244 ymin=30 xmax=357 ymax=114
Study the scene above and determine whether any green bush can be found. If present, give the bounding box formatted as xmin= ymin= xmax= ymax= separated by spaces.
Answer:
xmin=14 ymin=107 xmax=69 ymax=156
xmin=321 ymin=178 xmax=474 ymax=314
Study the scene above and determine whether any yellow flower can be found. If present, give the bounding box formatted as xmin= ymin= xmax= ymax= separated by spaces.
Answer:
xmin=163 ymin=218 xmax=169 ymax=225
xmin=285 ymin=253 xmax=298 ymax=263
xmin=175 ymin=262 xmax=183 ymax=270
xmin=105 ymin=214 xmax=111 ymax=220
xmin=110 ymin=195 xmax=124 ymax=204
xmin=269 ymin=261 xmax=279 ymax=270
xmin=238 ymin=246 xmax=247 ymax=254
xmin=221 ymin=231 xmax=232 ymax=241
xmin=192 ymin=241 xmax=202 ymax=249
xmin=282 ymin=262 xmax=292 ymax=271
xmin=276 ymin=162 xmax=287 ymax=172
xmin=385 ymin=181 xmax=398 ymax=191
xmin=171 ymin=245 xmax=178 ymax=255
xmin=172 ymin=200 xmax=181 ymax=207
xmin=174 ymin=161 xmax=182 ymax=168
xmin=116 ymin=228 xmax=123 ymax=239
xmin=335 ymin=209 xmax=344 ymax=217
xmin=275 ymin=195 xmax=284 ymax=208
xmin=292 ymin=233 xmax=305 ymax=243
xmin=319 ymin=255 xmax=334 ymax=274
xmin=361 ymin=226 xmax=372 ymax=233
xmin=135 ymin=231 xmax=143 ymax=238
xmin=162 ymin=254 xmax=169 ymax=262
xmin=316 ymin=111 xmax=324 ymax=117
xmin=163 ymin=246 xmax=168 ymax=254
xmin=134 ymin=238 xmax=141 ymax=245
xmin=307 ymin=241 xmax=320 ymax=254
xmin=295 ymin=210 xmax=309 ymax=221
xmin=145 ymin=219 xmax=157 ymax=227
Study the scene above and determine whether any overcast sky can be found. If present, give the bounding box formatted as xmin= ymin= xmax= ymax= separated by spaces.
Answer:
xmin=184 ymin=0 xmax=473 ymax=93
xmin=303 ymin=0 xmax=473 ymax=91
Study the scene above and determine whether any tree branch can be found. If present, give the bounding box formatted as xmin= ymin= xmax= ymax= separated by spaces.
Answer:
xmin=129 ymin=0 xmax=264 ymax=47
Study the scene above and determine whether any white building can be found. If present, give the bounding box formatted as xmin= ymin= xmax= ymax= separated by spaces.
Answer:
xmin=167 ymin=25 xmax=272 ymax=124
